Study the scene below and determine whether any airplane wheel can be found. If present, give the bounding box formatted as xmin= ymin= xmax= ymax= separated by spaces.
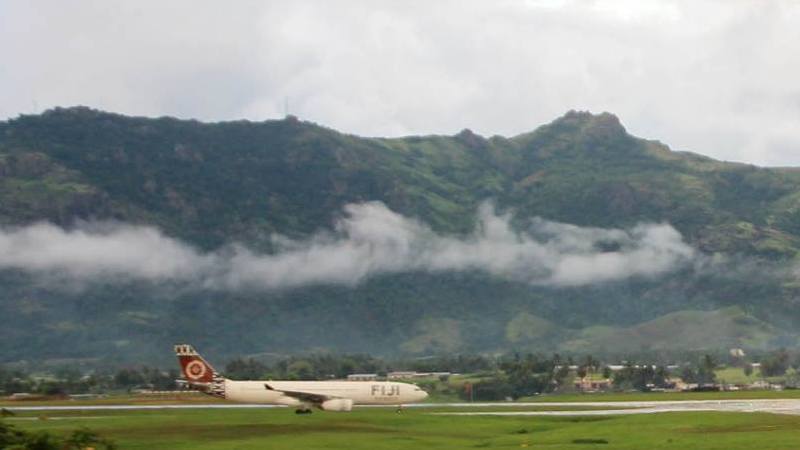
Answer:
xmin=295 ymin=408 xmax=312 ymax=415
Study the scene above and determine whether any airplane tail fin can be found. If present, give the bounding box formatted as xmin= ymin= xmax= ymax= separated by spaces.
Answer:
xmin=174 ymin=344 xmax=221 ymax=384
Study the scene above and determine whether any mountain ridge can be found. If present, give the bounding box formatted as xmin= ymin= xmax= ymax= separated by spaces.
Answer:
xmin=1 ymin=106 xmax=799 ymax=365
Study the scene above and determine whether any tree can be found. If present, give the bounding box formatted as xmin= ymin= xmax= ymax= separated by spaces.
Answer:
xmin=653 ymin=366 xmax=669 ymax=388
xmin=0 ymin=420 xmax=26 ymax=448
xmin=224 ymin=358 xmax=268 ymax=380
xmin=114 ymin=368 xmax=145 ymax=388
xmin=612 ymin=364 xmax=669 ymax=392
xmin=63 ymin=427 xmax=117 ymax=449
xmin=463 ymin=378 xmax=514 ymax=401
xmin=583 ymin=355 xmax=598 ymax=374
xmin=761 ymin=349 xmax=790 ymax=377
xmin=785 ymin=369 xmax=800 ymax=389
xmin=695 ymin=355 xmax=717 ymax=385
xmin=677 ymin=356 xmax=717 ymax=386
xmin=286 ymin=360 xmax=315 ymax=380
xmin=680 ymin=366 xmax=696 ymax=384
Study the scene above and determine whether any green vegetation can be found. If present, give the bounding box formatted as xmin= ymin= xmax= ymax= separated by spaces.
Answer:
xmin=559 ymin=308 xmax=779 ymax=354
xmin=4 ymin=107 xmax=800 ymax=364
xmin=0 ymin=364 xmax=179 ymax=397
xmin=0 ymin=419 xmax=115 ymax=449
xmin=715 ymin=367 xmax=761 ymax=385
xmin=6 ymin=407 xmax=800 ymax=449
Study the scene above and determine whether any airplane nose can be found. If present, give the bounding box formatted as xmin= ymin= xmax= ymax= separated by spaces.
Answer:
xmin=419 ymin=390 xmax=429 ymax=401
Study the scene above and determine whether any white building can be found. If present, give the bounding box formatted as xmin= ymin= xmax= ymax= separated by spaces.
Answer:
xmin=347 ymin=373 xmax=378 ymax=381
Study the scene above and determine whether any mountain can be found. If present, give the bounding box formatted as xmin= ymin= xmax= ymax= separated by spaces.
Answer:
xmin=1 ymin=107 xmax=799 ymax=365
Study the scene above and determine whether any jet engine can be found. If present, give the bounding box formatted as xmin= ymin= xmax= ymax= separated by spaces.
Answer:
xmin=320 ymin=398 xmax=354 ymax=412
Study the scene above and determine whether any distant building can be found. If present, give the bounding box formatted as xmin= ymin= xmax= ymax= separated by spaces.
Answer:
xmin=347 ymin=373 xmax=378 ymax=381
xmin=605 ymin=364 xmax=663 ymax=372
xmin=387 ymin=371 xmax=419 ymax=379
xmin=387 ymin=371 xmax=452 ymax=379
xmin=669 ymin=378 xmax=689 ymax=391
xmin=8 ymin=393 xmax=35 ymax=400
xmin=729 ymin=348 xmax=746 ymax=358
xmin=748 ymin=380 xmax=782 ymax=391
xmin=68 ymin=394 xmax=104 ymax=400
xmin=573 ymin=378 xmax=612 ymax=392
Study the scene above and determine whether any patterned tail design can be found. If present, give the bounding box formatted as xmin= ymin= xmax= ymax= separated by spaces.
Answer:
xmin=174 ymin=344 xmax=226 ymax=398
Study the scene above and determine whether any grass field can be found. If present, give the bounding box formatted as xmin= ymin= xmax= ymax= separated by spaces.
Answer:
xmin=714 ymin=367 xmax=763 ymax=385
xmin=5 ymin=405 xmax=800 ymax=449
xmin=5 ymin=390 xmax=800 ymax=448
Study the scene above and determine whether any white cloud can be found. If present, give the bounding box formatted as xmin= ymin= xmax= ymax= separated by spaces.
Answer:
xmin=0 ymin=222 xmax=214 ymax=281
xmin=0 ymin=202 xmax=695 ymax=289
xmin=2 ymin=1 xmax=798 ymax=165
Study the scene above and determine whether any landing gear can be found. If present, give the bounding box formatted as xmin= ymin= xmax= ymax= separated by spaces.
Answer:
xmin=396 ymin=404 xmax=403 ymax=413
xmin=295 ymin=408 xmax=313 ymax=415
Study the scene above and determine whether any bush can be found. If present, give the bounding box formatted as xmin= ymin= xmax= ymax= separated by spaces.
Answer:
xmin=0 ymin=421 xmax=115 ymax=450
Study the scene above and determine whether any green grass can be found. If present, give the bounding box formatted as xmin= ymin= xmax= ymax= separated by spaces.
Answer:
xmin=715 ymin=367 xmax=762 ymax=385
xmin=524 ymin=389 xmax=800 ymax=403
xmin=6 ymin=407 xmax=800 ymax=449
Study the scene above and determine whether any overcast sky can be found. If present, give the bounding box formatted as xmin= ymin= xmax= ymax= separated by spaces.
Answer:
xmin=2 ymin=0 xmax=799 ymax=166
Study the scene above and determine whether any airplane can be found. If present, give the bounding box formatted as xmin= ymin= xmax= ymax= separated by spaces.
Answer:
xmin=174 ymin=344 xmax=428 ymax=413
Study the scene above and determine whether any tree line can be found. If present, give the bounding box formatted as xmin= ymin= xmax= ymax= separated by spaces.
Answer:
xmin=4 ymin=348 xmax=800 ymax=398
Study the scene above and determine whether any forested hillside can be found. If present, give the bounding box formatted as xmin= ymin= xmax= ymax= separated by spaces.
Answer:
xmin=2 ymin=107 xmax=800 ymax=365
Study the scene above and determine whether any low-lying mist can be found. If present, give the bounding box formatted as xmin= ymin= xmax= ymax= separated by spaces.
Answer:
xmin=0 ymin=202 xmax=697 ymax=290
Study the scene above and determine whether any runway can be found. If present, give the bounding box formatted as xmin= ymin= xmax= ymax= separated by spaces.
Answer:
xmin=428 ymin=399 xmax=800 ymax=416
xmin=5 ymin=399 xmax=800 ymax=416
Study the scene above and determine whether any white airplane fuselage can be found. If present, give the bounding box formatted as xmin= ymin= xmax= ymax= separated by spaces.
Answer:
xmin=225 ymin=380 xmax=427 ymax=406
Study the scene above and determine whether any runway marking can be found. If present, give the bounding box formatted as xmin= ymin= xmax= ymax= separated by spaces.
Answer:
xmin=6 ymin=416 xmax=114 ymax=420
xmin=2 ymin=404 xmax=282 ymax=411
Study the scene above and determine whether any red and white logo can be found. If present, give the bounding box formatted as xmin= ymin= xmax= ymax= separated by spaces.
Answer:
xmin=185 ymin=360 xmax=207 ymax=380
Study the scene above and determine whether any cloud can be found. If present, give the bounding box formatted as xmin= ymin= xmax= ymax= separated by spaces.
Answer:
xmin=1 ymin=1 xmax=800 ymax=166
xmin=0 ymin=222 xmax=215 ymax=281
xmin=0 ymin=202 xmax=695 ymax=290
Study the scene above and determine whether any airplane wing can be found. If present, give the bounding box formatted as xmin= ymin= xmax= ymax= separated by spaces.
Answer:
xmin=264 ymin=383 xmax=337 ymax=404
